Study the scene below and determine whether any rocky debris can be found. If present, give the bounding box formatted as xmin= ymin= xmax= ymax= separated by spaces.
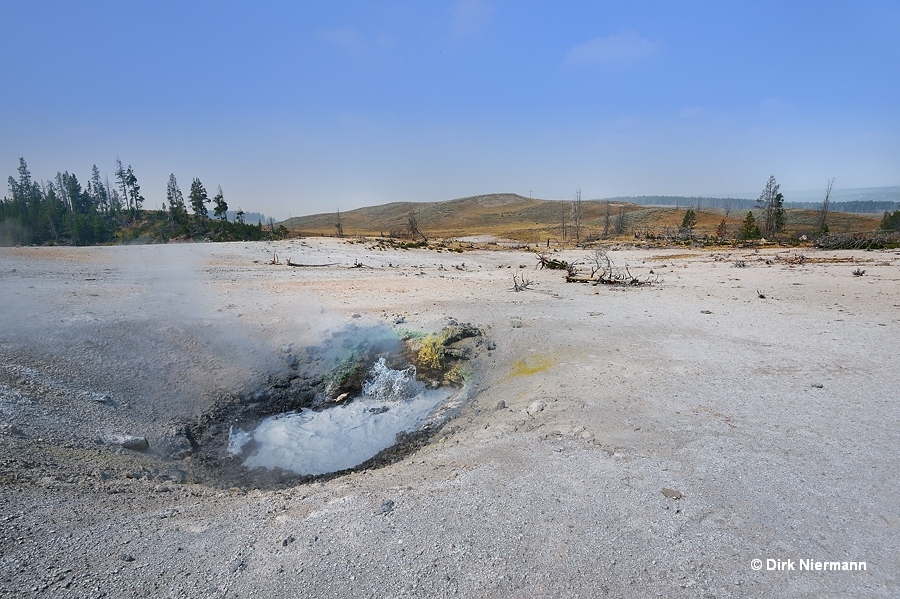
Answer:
xmin=281 ymin=535 xmax=295 ymax=547
xmin=1 ymin=423 xmax=25 ymax=437
xmin=661 ymin=488 xmax=684 ymax=500
xmin=526 ymin=401 xmax=546 ymax=416
xmin=493 ymin=400 xmax=507 ymax=411
xmin=229 ymin=558 xmax=246 ymax=574
xmin=116 ymin=435 xmax=150 ymax=452
xmin=402 ymin=324 xmax=483 ymax=384
xmin=160 ymin=426 xmax=196 ymax=459
xmin=88 ymin=392 xmax=112 ymax=405
xmin=379 ymin=499 xmax=395 ymax=514
xmin=811 ymin=383 xmax=824 ymax=389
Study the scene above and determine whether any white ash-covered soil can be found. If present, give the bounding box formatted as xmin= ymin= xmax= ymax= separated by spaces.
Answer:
xmin=1 ymin=239 xmax=898 ymax=598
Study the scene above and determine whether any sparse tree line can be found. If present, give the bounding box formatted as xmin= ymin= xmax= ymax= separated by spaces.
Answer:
xmin=1 ymin=158 xmax=288 ymax=246
xmin=557 ymin=176 xmax=791 ymax=244
xmin=728 ymin=175 xmax=788 ymax=242
xmin=559 ymin=176 xmax=898 ymax=244
xmin=608 ymin=194 xmax=899 ymax=215
xmin=673 ymin=176 xmax=814 ymax=242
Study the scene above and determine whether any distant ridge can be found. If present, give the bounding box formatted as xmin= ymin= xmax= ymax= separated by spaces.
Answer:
xmin=283 ymin=193 xmax=542 ymax=237
xmin=281 ymin=192 xmax=881 ymax=240
xmin=606 ymin=186 xmax=900 ymax=214
xmin=602 ymin=196 xmax=754 ymax=211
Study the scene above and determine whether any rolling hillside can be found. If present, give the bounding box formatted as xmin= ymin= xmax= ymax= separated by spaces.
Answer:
xmin=280 ymin=193 xmax=882 ymax=242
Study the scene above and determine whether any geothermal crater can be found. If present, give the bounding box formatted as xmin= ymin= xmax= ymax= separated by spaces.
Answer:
xmin=178 ymin=324 xmax=485 ymax=488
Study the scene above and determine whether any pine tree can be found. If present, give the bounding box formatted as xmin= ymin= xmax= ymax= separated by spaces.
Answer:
xmin=881 ymin=210 xmax=900 ymax=230
xmin=5 ymin=158 xmax=44 ymax=243
xmin=125 ymin=165 xmax=143 ymax=215
xmin=189 ymin=178 xmax=210 ymax=222
xmin=166 ymin=174 xmax=188 ymax=231
xmin=757 ymin=175 xmax=785 ymax=238
xmin=114 ymin=158 xmax=131 ymax=214
xmin=89 ymin=165 xmax=109 ymax=214
xmin=716 ymin=219 xmax=728 ymax=239
xmin=105 ymin=176 xmax=122 ymax=214
xmin=212 ymin=186 xmax=228 ymax=221
xmin=60 ymin=172 xmax=90 ymax=216
xmin=739 ymin=211 xmax=761 ymax=240
xmin=680 ymin=209 xmax=697 ymax=234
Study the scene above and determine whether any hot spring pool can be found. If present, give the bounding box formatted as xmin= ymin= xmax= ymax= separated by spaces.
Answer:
xmin=228 ymin=358 xmax=453 ymax=475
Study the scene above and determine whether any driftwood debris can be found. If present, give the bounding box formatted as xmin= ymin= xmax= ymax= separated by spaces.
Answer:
xmin=535 ymin=252 xmax=569 ymax=270
xmin=285 ymin=260 xmax=340 ymax=268
xmin=512 ymin=273 xmax=533 ymax=291
xmin=568 ymin=248 xmax=658 ymax=286
xmin=817 ymin=231 xmax=900 ymax=250
xmin=564 ymin=274 xmax=594 ymax=284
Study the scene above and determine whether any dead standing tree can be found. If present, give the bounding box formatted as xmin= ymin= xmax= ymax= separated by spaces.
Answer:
xmin=407 ymin=210 xmax=427 ymax=242
xmin=571 ymin=189 xmax=583 ymax=243
xmin=603 ymin=200 xmax=611 ymax=237
xmin=559 ymin=202 xmax=568 ymax=242
xmin=817 ymin=178 xmax=834 ymax=234
xmin=757 ymin=175 xmax=785 ymax=239
xmin=614 ymin=205 xmax=626 ymax=235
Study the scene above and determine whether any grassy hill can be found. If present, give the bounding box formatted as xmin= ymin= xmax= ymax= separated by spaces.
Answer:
xmin=281 ymin=193 xmax=882 ymax=242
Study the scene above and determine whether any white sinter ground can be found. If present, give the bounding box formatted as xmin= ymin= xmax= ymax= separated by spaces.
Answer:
xmin=0 ymin=238 xmax=897 ymax=598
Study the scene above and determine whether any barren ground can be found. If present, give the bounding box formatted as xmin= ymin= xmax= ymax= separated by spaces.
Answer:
xmin=1 ymin=239 xmax=898 ymax=598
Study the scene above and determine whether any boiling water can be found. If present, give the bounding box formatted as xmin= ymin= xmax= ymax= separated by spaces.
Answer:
xmin=231 ymin=359 xmax=451 ymax=475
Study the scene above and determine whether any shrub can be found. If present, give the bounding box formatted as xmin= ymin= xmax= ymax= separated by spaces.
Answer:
xmin=881 ymin=210 xmax=900 ymax=231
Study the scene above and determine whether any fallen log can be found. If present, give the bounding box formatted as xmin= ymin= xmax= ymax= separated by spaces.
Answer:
xmin=285 ymin=261 xmax=340 ymax=267
xmin=565 ymin=274 xmax=594 ymax=284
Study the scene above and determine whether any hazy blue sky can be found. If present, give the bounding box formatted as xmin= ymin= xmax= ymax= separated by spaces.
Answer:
xmin=1 ymin=1 xmax=898 ymax=218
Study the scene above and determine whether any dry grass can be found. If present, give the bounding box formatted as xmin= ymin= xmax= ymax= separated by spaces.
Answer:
xmin=281 ymin=194 xmax=884 ymax=242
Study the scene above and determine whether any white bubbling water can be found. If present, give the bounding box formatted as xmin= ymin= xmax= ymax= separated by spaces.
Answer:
xmin=362 ymin=357 xmax=418 ymax=401
xmin=232 ymin=360 xmax=451 ymax=475
xmin=227 ymin=426 xmax=253 ymax=456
